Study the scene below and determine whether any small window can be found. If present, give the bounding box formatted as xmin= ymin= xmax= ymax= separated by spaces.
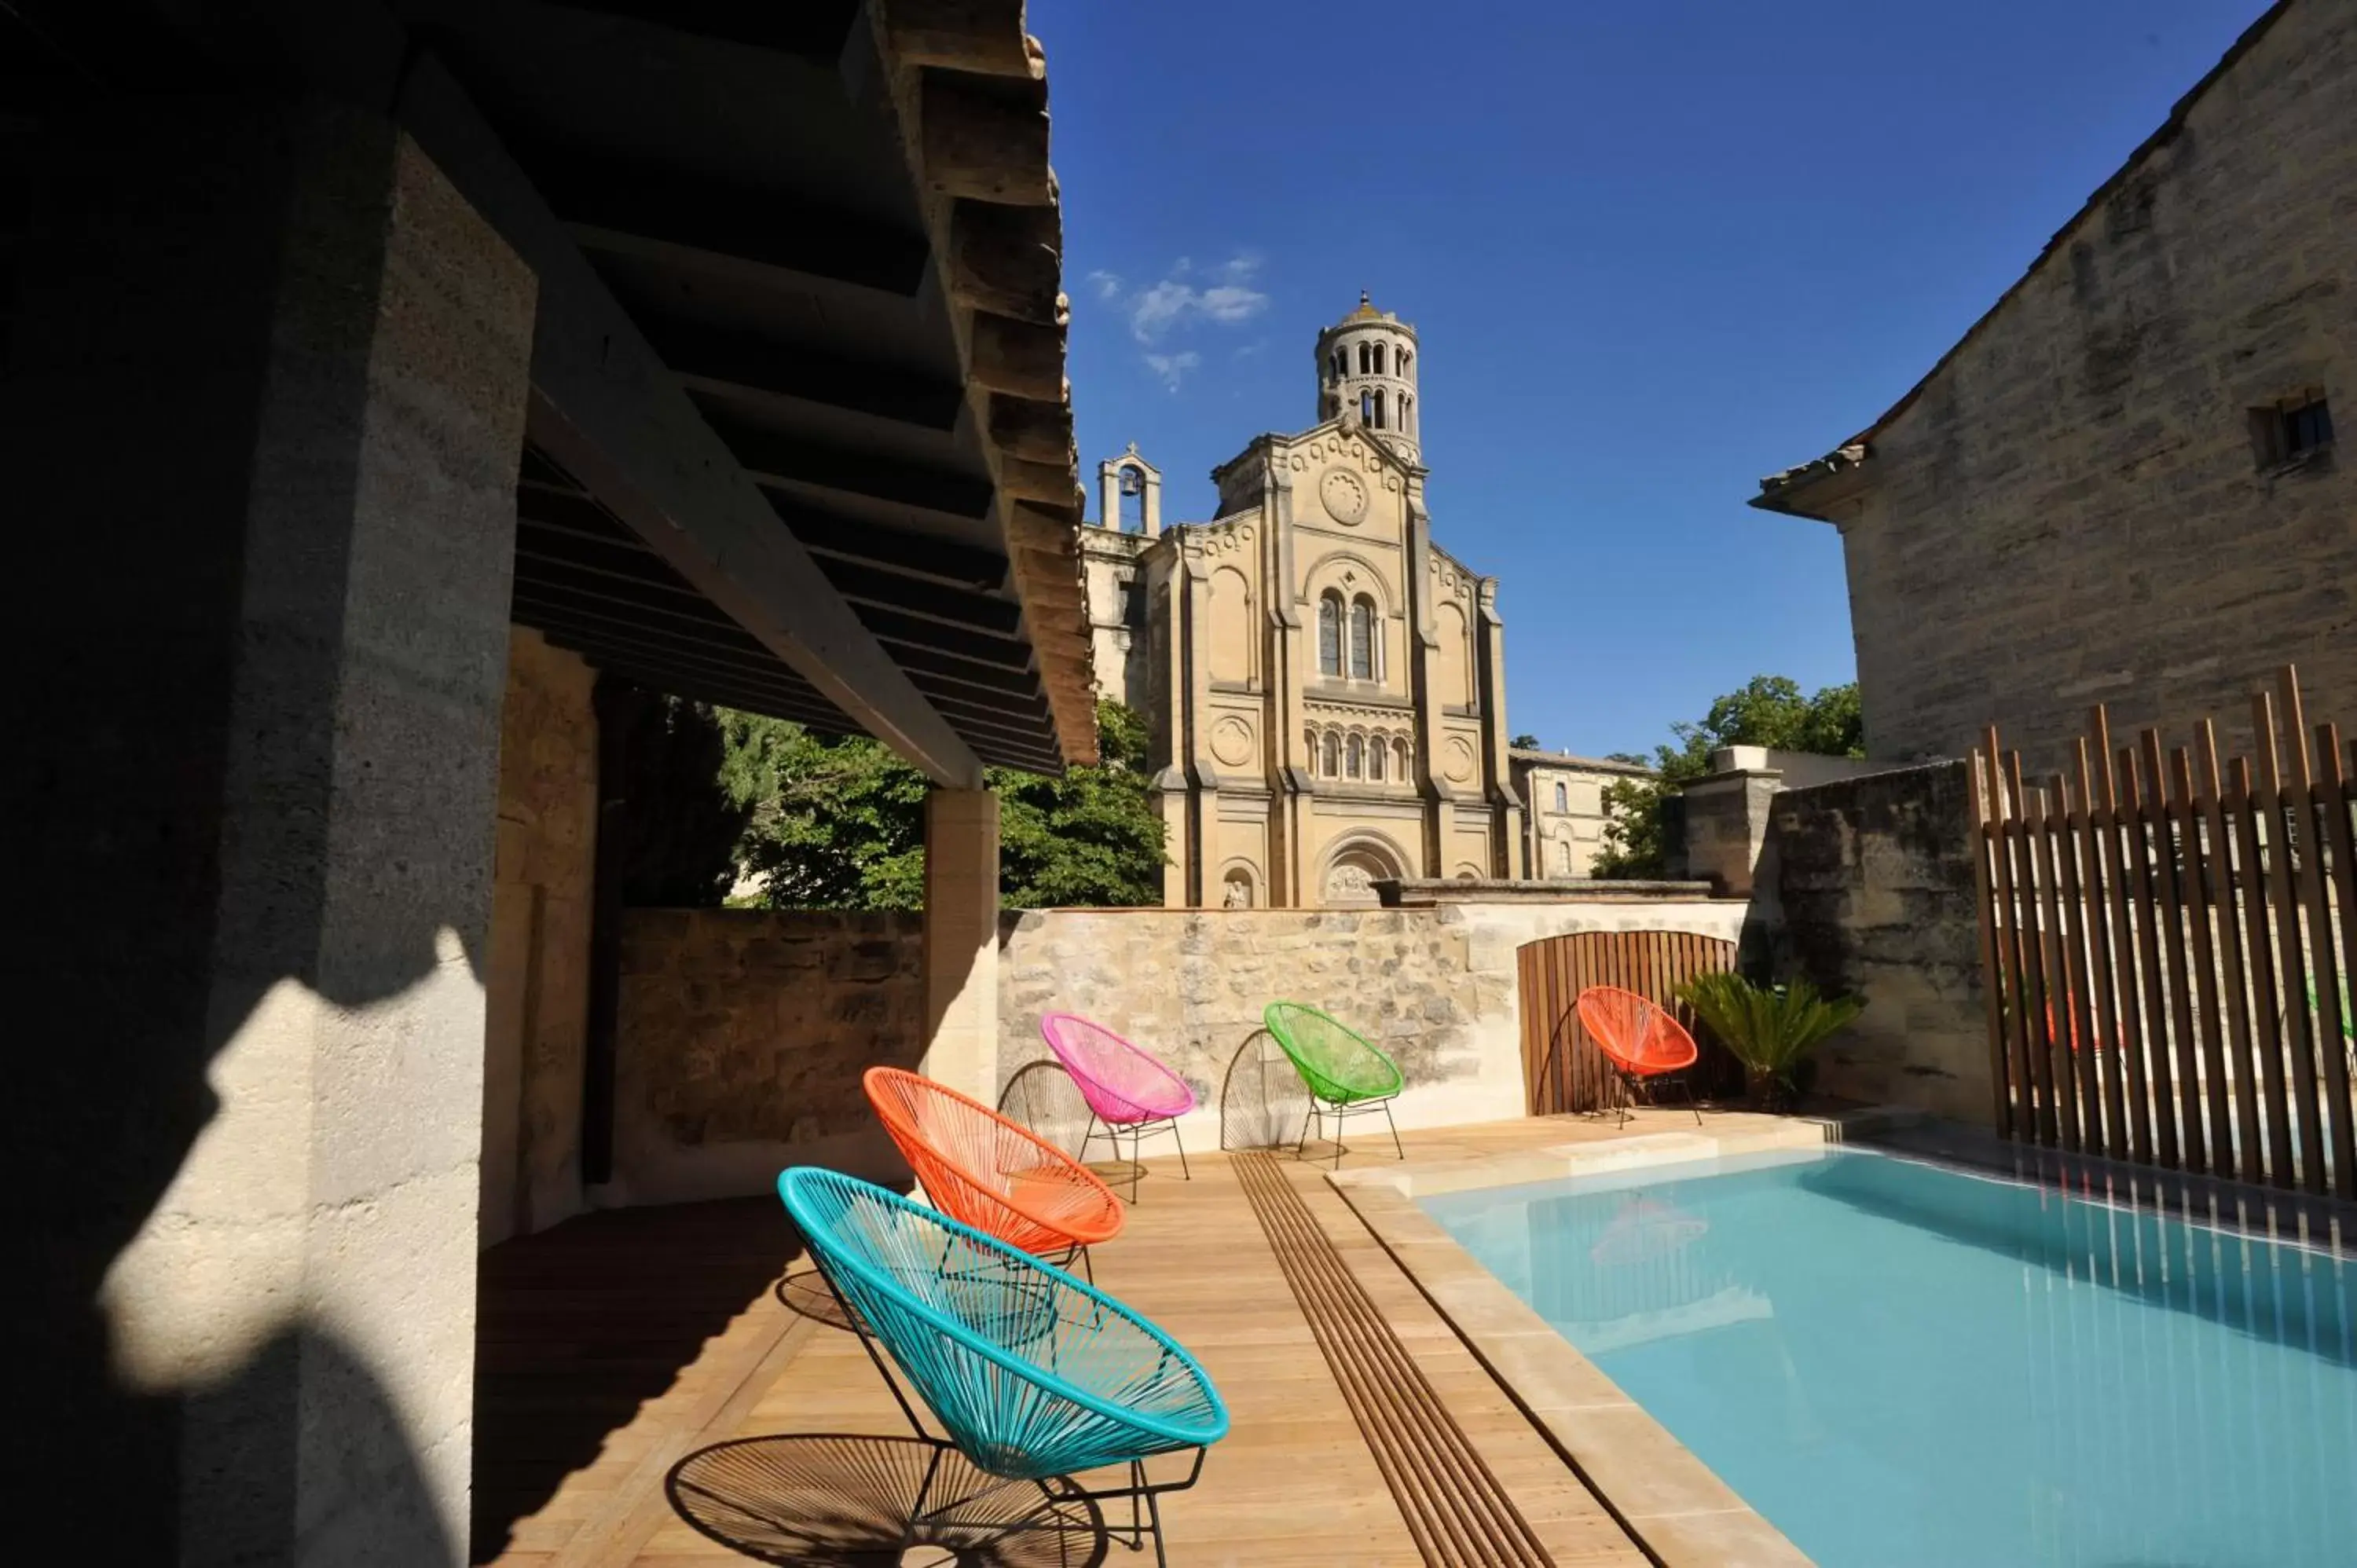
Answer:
xmin=1358 ymin=343 xmax=1373 ymax=375
xmin=2251 ymin=392 xmax=2333 ymax=469
xmin=1398 ymin=350 xmax=1412 ymax=377
xmin=1394 ymin=738 xmax=1412 ymax=779
xmin=1346 ymin=735 xmax=1365 ymax=779
xmin=1359 ymin=389 xmax=1375 ymax=425
xmin=1119 ymin=576 xmax=1146 ymax=629
xmin=1369 ymin=739 xmax=1386 ymax=782
xmin=1318 ymin=592 xmax=1342 ymax=676
xmin=1554 ymin=782 xmax=1568 ymax=813
xmin=1401 ymin=394 xmax=1413 ymax=434
xmin=1320 ymin=731 xmax=1340 ymax=776
xmin=1372 ymin=390 xmax=1386 ymax=429
xmin=1371 ymin=343 xmax=1386 ymax=376
xmin=1555 ymin=838 xmax=1574 ymax=875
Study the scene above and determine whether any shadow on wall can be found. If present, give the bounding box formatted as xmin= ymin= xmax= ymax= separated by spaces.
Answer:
xmin=13 ymin=108 xmax=503 ymax=1560
xmin=1219 ymin=1029 xmax=1312 ymax=1152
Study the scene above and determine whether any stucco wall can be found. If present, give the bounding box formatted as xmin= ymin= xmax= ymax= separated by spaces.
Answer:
xmin=608 ymin=909 xmax=925 ymax=1203
xmin=1827 ymin=0 xmax=2357 ymax=771
xmin=482 ymin=628 xmax=599 ymax=1245
xmin=1769 ymin=761 xmax=1994 ymax=1123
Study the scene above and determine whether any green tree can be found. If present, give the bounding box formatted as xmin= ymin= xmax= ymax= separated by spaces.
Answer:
xmin=1591 ymin=676 xmax=1863 ymax=880
xmin=1510 ymin=732 xmax=1542 ymax=750
xmin=723 ymin=699 xmax=1167 ymax=909
xmin=995 ymin=698 xmax=1167 ymax=908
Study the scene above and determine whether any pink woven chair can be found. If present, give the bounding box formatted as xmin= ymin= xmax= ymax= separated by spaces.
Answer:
xmin=1039 ymin=1013 xmax=1197 ymax=1201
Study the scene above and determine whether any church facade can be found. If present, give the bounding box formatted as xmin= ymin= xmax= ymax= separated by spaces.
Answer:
xmin=1080 ymin=295 xmax=1521 ymax=908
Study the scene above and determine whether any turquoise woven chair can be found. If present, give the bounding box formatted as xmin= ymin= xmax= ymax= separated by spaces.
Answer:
xmin=1263 ymin=1001 xmax=1407 ymax=1168
xmin=778 ymin=1167 xmax=1228 ymax=1565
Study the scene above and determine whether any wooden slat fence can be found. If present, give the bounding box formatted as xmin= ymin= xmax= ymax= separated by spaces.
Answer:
xmin=1973 ymin=664 xmax=2357 ymax=1196
xmin=1518 ymin=930 xmax=1736 ymax=1115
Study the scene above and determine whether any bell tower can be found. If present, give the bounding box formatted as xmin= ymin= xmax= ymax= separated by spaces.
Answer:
xmin=1315 ymin=291 xmax=1420 ymax=463
xmin=1096 ymin=441 xmax=1162 ymax=536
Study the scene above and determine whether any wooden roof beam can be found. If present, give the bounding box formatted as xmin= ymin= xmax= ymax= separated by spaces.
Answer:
xmin=398 ymin=52 xmax=987 ymax=787
xmin=884 ymin=0 xmax=1042 ymax=78
xmin=921 ymin=73 xmax=1052 ymax=205
xmin=639 ymin=314 xmax=966 ymax=430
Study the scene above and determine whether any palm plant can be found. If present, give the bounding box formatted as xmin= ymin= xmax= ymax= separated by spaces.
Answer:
xmin=1674 ymin=973 xmax=1864 ymax=1111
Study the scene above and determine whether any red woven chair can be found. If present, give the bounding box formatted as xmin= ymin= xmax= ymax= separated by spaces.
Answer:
xmin=1574 ymin=985 xmax=1703 ymax=1127
xmin=863 ymin=1067 xmax=1125 ymax=1280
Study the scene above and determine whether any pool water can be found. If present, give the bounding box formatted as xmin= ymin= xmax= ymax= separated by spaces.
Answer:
xmin=1423 ymin=1149 xmax=2357 ymax=1568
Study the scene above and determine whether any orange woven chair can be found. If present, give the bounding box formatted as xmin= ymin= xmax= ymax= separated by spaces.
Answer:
xmin=863 ymin=1067 xmax=1126 ymax=1280
xmin=1574 ymin=985 xmax=1703 ymax=1127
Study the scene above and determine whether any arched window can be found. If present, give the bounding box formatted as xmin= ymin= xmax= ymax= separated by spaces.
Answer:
xmin=1320 ymin=731 xmax=1340 ymax=776
xmin=1394 ymin=738 xmax=1412 ymax=779
xmin=1398 ymin=350 xmax=1412 ymax=376
xmin=1371 ymin=343 xmax=1386 ymax=375
xmin=1554 ymin=782 xmax=1568 ymax=813
xmin=1555 ymin=838 xmax=1574 ymax=875
xmin=1317 ymin=592 xmax=1342 ymax=676
xmin=1329 ymin=349 xmax=1343 ymax=381
xmin=1347 ymin=597 xmax=1374 ymax=680
xmin=1357 ymin=343 xmax=1372 ymax=374
xmin=1372 ymin=390 xmax=1386 ymax=429
xmin=1369 ymin=737 xmax=1387 ymax=782
xmin=1345 ymin=735 xmax=1365 ymax=779
xmin=1401 ymin=394 xmax=1413 ymax=434
xmin=1358 ymin=389 xmax=1374 ymax=425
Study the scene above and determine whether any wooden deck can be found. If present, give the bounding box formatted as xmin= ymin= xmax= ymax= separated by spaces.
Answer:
xmin=471 ymin=1111 xmax=1781 ymax=1567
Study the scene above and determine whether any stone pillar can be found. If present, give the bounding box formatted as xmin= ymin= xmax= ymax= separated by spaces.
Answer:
xmin=5 ymin=101 xmax=533 ymax=1563
xmin=1681 ymin=751 xmax=1787 ymax=902
xmin=922 ymin=788 xmax=1003 ymax=1102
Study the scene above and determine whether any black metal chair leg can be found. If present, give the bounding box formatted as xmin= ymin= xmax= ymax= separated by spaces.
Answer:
xmin=900 ymin=1440 xmax=945 ymax=1554
xmin=1380 ymin=1098 xmax=1405 ymax=1160
xmin=1146 ymin=1475 xmax=1169 ymax=1567
xmin=1171 ymin=1119 xmax=1190 ymax=1181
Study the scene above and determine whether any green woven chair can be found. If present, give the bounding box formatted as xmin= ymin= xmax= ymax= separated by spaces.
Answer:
xmin=1262 ymin=1002 xmax=1406 ymax=1167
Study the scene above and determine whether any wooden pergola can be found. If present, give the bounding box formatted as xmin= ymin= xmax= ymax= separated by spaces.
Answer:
xmin=8 ymin=0 xmax=1094 ymax=779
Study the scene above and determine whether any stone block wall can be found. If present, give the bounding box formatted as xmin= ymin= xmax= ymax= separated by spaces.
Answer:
xmin=610 ymin=909 xmax=926 ymax=1203
xmin=996 ymin=907 xmax=1511 ymax=1154
xmin=603 ymin=897 xmax=1750 ymax=1200
xmin=1827 ymin=0 xmax=2357 ymax=772
xmin=482 ymin=628 xmax=599 ymax=1245
xmin=1769 ymin=760 xmax=1994 ymax=1123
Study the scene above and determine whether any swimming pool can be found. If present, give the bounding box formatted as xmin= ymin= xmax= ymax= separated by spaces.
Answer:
xmin=1423 ymin=1147 xmax=2357 ymax=1567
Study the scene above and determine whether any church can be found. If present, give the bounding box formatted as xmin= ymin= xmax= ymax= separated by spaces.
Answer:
xmin=1080 ymin=295 xmax=1521 ymax=908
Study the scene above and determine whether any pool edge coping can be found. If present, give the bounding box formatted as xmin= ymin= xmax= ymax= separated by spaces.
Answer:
xmin=1324 ymin=1112 xmax=1920 ymax=1568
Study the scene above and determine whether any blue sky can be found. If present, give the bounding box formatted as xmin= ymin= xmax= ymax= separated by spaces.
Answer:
xmin=1028 ymin=0 xmax=2270 ymax=758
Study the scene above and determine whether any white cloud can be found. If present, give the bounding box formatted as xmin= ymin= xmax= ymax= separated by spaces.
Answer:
xmin=1143 ymin=350 xmax=1201 ymax=391
xmin=1089 ymin=253 xmax=1268 ymax=391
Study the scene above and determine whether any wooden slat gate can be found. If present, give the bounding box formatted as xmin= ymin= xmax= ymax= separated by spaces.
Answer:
xmin=1518 ymin=930 xmax=1737 ymax=1115
xmin=1971 ymin=664 xmax=2357 ymax=1198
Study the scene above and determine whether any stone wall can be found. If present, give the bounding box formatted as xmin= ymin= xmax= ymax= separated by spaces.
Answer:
xmin=1824 ymin=0 xmax=2357 ymax=772
xmin=481 ymin=628 xmax=599 ymax=1245
xmin=609 ymin=909 xmax=926 ymax=1203
xmin=1001 ymin=900 xmax=1752 ymax=1156
xmin=606 ymin=897 xmax=1750 ymax=1199
xmin=1769 ymin=760 xmax=1993 ymax=1123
